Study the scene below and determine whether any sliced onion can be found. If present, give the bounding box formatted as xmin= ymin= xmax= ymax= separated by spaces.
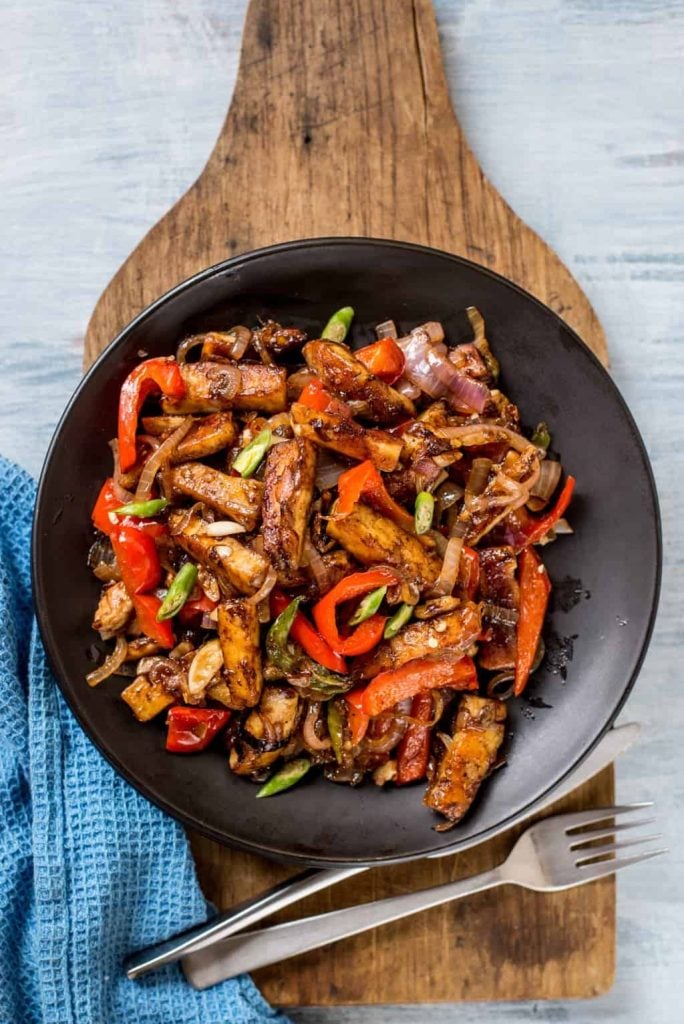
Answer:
xmin=246 ymin=566 xmax=278 ymax=606
xmin=412 ymin=456 xmax=445 ymax=493
xmin=465 ymin=458 xmax=492 ymax=507
xmin=225 ymin=326 xmax=252 ymax=360
xmin=538 ymin=517 xmax=573 ymax=546
xmin=108 ymin=440 xmax=135 ymax=501
xmin=188 ymin=638 xmax=224 ymax=697
xmin=135 ymin=418 xmax=193 ymax=501
xmin=397 ymin=327 xmax=489 ymax=412
xmin=315 ymin=451 xmax=346 ymax=491
xmin=375 ymin=319 xmax=398 ymax=339
xmin=303 ymin=537 xmax=335 ymax=593
xmin=175 ymin=335 xmax=206 ymax=364
xmin=363 ymin=719 xmax=407 ymax=754
xmin=395 ymin=377 xmax=422 ymax=401
xmin=287 ymin=367 xmax=316 ymax=397
xmin=486 ymin=672 xmax=515 ymax=701
xmin=436 ymin=423 xmax=532 ymax=453
xmin=435 ymin=480 xmax=464 ymax=511
xmin=527 ymin=459 xmax=562 ymax=511
xmin=86 ymin=635 xmax=128 ymax=687
xmin=430 ymin=530 xmax=465 ymax=597
xmin=303 ymin=702 xmax=333 ymax=751
xmin=372 ymin=760 xmax=397 ymax=786
xmin=200 ymin=612 xmax=219 ymax=630
xmin=200 ymin=520 xmax=247 ymax=537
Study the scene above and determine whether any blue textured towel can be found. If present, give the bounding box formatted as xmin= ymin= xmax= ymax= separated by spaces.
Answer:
xmin=0 ymin=456 xmax=291 ymax=1024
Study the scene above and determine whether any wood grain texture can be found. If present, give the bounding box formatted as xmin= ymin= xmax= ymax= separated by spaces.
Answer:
xmin=80 ymin=0 xmax=617 ymax=1007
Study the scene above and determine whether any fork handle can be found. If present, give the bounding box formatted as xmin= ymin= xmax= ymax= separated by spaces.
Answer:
xmin=182 ymin=865 xmax=505 ymax=989
xmin=125 ymin=865 xmax=365 ymax=979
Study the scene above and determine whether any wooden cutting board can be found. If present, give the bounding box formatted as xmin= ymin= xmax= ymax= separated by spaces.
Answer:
xmin=84 ymin=0 xmax=614 ymax=1005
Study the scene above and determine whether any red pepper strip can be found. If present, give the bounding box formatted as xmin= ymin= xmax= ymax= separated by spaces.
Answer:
xmin=117 ymin=517 xmax=169 ymax=538
xmin=460 ymin=546 xmax=480 ymax=601
xmin=270 ymin=592 xmax=348 ymax=673
xmin=298 ymin=378 xmax=352 ymax=419
xmin=517 ymin=476 xmax=576 ymax=550
xmin=110 ymin=526 xmax=161 ymax=595
xmin=396 ymin=691 xmax=433 ymax=785
xmin=165 ymin=706 xmax=230 ymax=753
xmin=514 ymin=547 xmax=551 ymax=696
xmin=91 ymin=478 xmax=121 ymax=534
xmin=361 ymin=655 xmax=477 ymax=717
xmin=336 ymin=460 xmax=416 ymax=533
xmin=132 ymin=594 xmax=175 ymax=648
xmin=344 ymin=688 xmax=370 ymax=745
xmin=355 ymin=337 xmax=405 ymax=384
xmin=312 ymin=567 xmax=398 ymax=657
xmin=118 ymin=357 xmax=186 ymax=472
xmin=178 ymin=592 xmax=218 ymax=626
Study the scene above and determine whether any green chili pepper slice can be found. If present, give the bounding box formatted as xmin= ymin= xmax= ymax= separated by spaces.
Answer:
xmin=157 ymin=563 xmax=199 ymax=621
xmin=232 ymin=428 xmax=273 ymax=477
xmin=321 ymin=306 xmax=354 ymax=344
xmin=266 ymin=596 xmax=304 ymax=672
xmin=383 ymin=602 xmax=413 ymax=640
xmin=414 ymin=491 xmax=435 ymax=535
xmin=112 ymin=497 xmax=169 ymax=518
xmin=348 ymin=585 xmax=387 ymax=626
xmin=327 ymin=701 xmax=345 ymax=764
xmin=256 ymin=757 xmax=311 ymax=798
xmin=266 ymin=596 xmax=353 ymax=697
xmin=531 ymin=422 xmax=551 ymax=450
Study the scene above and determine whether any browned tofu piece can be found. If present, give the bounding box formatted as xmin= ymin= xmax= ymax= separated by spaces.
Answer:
xmin=161 ymin=362 xmax=287 ymax=415
xmin=326 ymin=502 xmax=441 ymax=589
xmin=141 ymin=412 xmax=237 ymax=461
xmin=173 ymin=528 xmax=269 ymax=595
xmin=262 ymin=438 xmax=317 ymax=581
xmin=92 ymin=580 xmax=133 ymax=634
xmin=459 ymin=447 xmax=540 ymax=544
xmin=478 ymin=547 xmax=519 ymax=671
xmin=355 ymin=602 xmax=482 ymax=679
xmin=303 ymin=340 xmax=415 ymax=423
xmin=123 ymin=637 xmax=163 ymax=662
xmin=121 ymin=674 xmax=175 ymax=722
xmin=171 ymin=462 xmax=263 ymax=530
xmin=229 ymin=684 xmax=300 ymax=776
xmin=212 ymin=599 xmax=263 ymax=710
xmin=291 ymin=403 xmax=402 ymax=472
xmin=424 ymin=695 xmax=507 ymax=823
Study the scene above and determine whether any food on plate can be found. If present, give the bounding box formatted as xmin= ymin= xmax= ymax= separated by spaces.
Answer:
xmin=87 ymin=306 xmax=574 ymax=828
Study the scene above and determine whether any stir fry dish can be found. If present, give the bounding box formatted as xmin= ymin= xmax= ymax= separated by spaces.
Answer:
xmin=87 ymin=306 xmax=575 ymax=828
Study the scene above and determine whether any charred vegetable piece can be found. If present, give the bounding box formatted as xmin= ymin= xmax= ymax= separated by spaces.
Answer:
xmin=257 ymin=757 xmax=311 ymax=798
xmin=262 ymin=438 xmax=317 ymax=582
xmin=232 ymin=428 xmax=273 ymax=477
xmin=165 ymin=706 xmax=230 ymax=753
xmin=303 ymin=340 xmax=415 ymax=423
xmin=92 ymin=580 xmax=133 ymax=634
xmin=291 ymin=402 xmax=403 ymax=471
xmin=157 ymin=563 xmax=198 ymax=621
xmin=383 ymin=602 xmax=413 ymax=639
xmin=478 ymin=547 xmax=519 ymax=671
xmin=121 ymin=674 xmax=175 ymax=722
xmin=361 ymin=654 xmax=478 ymax=717
xmin=118 ymin=357 xmax=186 ymax=472
xmin=355 ymin=603 xmax=482 ymax=680
xmin=514 ymin=547 xmax=551 ymax=696
xmin=171 ymin=463 xmax=264 ymax=530
xmin=321 ymin=307 xmax=354 ymax=343
xmin=326 ymin=503 xmax=442 ymax=588
xmin=216 ymin=598 xmax=263 ymax=709
xmin=414 ymin=491 xmax=435 ymax=535
xmin=112 ymin=497 xmax=168 ymax=518
xmin=424 ymin=695 xmax=506 ymax=823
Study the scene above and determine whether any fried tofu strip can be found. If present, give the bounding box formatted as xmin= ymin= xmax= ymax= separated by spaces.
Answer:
xmin=229 ymin=684 xmax=301 ymax=776
xmin=355 ymin=602 xmax=482 ymax=680
xmin=326 ymin=503 xmax=441 ymax=589
xmin=291 ymin=403 xmax=402 ymax=471
xmin=142 ymin=412 xmax=237 ymax=461
xmin=92 ymin=580 xmax=133 ymax=633
xmin=478 ymin=546 xmax=519 ymax=670
xmin=170 ymin=516 xmax=269 ymax=595
xmin=303 ymin=341 xmax=415 ymax=423
xmin=121 ymin=674 xmax=175 ymax=722
xmin=171 ymin=462 xmax=263 ymax=530
xmin=262 ymin=438 xmax=316 ymax=582
xmin=424 ymin=695 xmax=507 ymax=823
xmin=161 ymin=362 xmax=287 ymax=415
xmin=209 ymin=598 xmax=262 ymax=709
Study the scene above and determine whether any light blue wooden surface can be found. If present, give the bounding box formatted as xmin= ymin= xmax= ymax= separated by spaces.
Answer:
xmin=1 ymin=0 xmax=681 ymax=1019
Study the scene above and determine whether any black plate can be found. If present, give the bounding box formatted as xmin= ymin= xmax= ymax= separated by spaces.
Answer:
xmin=32 ymin=238 xmax=661 ymax=866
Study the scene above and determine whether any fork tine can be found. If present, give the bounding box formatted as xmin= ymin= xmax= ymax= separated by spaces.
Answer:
xmin=569 ymin=818 xmax=656 ymax=848
xmin=562 ymin=803 xmax=654 ymax=832
xmin=576 ymin=847 xmax=668 ymax=880
xmin=574 ymin=834 xmax=663 ymax=864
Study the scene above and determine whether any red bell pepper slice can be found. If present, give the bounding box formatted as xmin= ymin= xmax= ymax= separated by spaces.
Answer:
xmin=355 ymin=337 xmax=405 ymax=384
xmin=396 ymin=691 xmax=433 ymax=785
xmin=165 ymin=706 xmax=230 ymax=753
xmin=91 ymin=479 xmax=169 ymax=538
xmin=312 ymin=567 xmax=399 ymax=657
xmin=360 ymin=654 xmax=477 ymax=717
xmin=131 ymin=594 xmax=175 ymax=648
xmin=336 ymin=460 xmax=415 ymax=533
xmin=177 ymin=592 xmax=218 ymax=626
xmin=514 ymin=547 xmax=551 ymax=696
xmin=270 ymin=592 xmax=348 ymax=673
xmin=118 ymin=357 xmax=186 ymax=472
xmin=110 ymin=526 xmax=161 ymax=595
xmin=298 ymin=378 xmax=352 ymax=419
xmin=516 ymin=476 xmax=575 ymax=550
xmin=344 ymin=687 xmax=370 ymax=745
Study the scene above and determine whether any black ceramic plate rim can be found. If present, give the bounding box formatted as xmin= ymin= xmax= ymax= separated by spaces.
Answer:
xmin=32 ymin=236 xmax=662 ymax=866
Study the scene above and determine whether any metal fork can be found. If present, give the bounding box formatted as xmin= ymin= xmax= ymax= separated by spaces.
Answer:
xmin=182 ymin=803 xmax=665 ymax=989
